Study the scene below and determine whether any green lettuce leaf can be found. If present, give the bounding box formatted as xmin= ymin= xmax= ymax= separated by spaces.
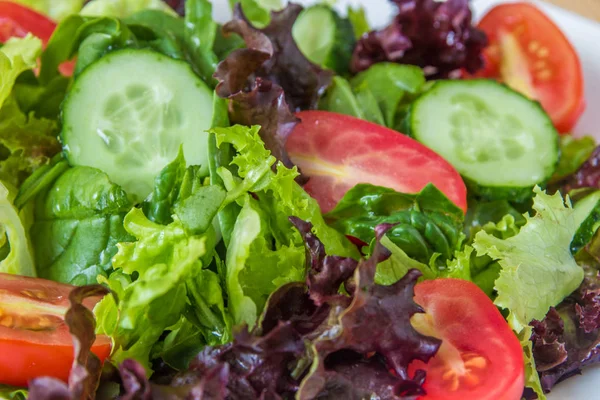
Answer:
xmin=347 ymin=5 xmax=369 ymax=39
xmin=0 ymin=98 xmax=60 ymax=189
xmin=520 ymin=326 xmax=547 ymax=400
xmin=94 ymin=208 xmax=213 ymax=370
xmin=11 ymin=0 xmax=84 ymax=21
xmin=81 ymin=0 xmax=176 ymax=18
xmin=31 ymin=167 xmax=133 ymax=285
xmin=209 ymin=125 xmax=358 ymax=327
xmin=0 ymin=181 xmax=35 ymax=276
xmin=0 ymin=34 xmax=42 ymax=109
xmin=326 ymin=183 xmax=464 ymax=266
xmin=0 ymin=385 xmax=27 ymax=400
xmin=552 ymin=135 xmax=596 ymax=182
xmin=473 ymin=187 xmax=589 ymax=332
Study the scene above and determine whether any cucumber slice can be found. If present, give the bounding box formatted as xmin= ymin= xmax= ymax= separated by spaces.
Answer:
xmin=292 ymin=5 xmax=355 ymax=74
xmin=409 ymin=79 xmax=558 ymax=201
xmin=62 ymin=49 xmax=214 ymax=202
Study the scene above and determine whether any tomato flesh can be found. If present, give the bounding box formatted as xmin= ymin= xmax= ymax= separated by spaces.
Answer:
xmin=286 ymin=111 xmax=467 ymax=213
xmin=0 ymin=1 xmax=56 ymax=42
xmin=476 ymin=2 xmax=585 ymax=133
xmin=409 ymin=279 xmax=524 ymax=400
xmin=0 ymin=273 xmax=111 ymax=387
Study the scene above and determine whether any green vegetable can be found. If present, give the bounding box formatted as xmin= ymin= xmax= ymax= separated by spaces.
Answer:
xmin=552 ymin=135 xmax=596 ymax=182
xmin=473 ymin=187 xmax=589 ymax=332
xmin=210 ymin=125 xmax=358 ymax=326
xmin=81 ymin=0 xmax=176 ymax=18
xmin=292 ymin=4 xmax=355 ymax=75
xmin=375 ymin=236 xmax=436 ymax=285
xmin=0 ymin=181 xmax=35 ymax=276
xmin=230 ymin=0 xmax=282 ymax=27
xmin=61 ymin=48 xmax=214 ymax=202
xmin=519 ymin=326 xmax=547 ymax=400
xmin=0 ymin=34 xmax=42 ymax=110
xmin=183 ymin=0 xmax=218 ymax=85
xmin=408 ymin=79 xmax=560 ymax=201
xmin=347 ymin=5 xmax=369 ymax=39
xmin=326 ymin=183 xmax=464 ymax=265
xmin=320 ymin=63 xmax=425 ymax=129
xmin=11 ymin=0 xmax=83 ymax=21
xmin=0 ymin=385 xmax=27 ymax=400
xmin=0 ymin=99 xmax=60 ymax=189
xmin=31 ymin=167 xmax=133 ymax=285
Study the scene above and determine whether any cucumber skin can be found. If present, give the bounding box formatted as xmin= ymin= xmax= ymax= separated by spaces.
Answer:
xmin=406 ymin=80 xmax=559 ymax=202
xmin=325 ymin=8 xmax=356 ymax=76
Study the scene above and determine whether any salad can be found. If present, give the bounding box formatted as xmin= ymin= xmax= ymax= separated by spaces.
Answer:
xmin=0 ymin=0 xmax=596 ymax=399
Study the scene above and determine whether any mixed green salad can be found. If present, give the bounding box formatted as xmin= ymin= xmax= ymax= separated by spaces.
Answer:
xmin=0 ymin=0 xmax=598 ymax=399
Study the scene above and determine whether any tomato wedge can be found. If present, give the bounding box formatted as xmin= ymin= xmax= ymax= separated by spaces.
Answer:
xmin=475 ymin=3 xmax=584 ymax=133
xmin=409 ymin=279 xmax=524 ymax=400
xmin=0 ymin=273 xmax=111 ymax=387
xmin=0 ymin=1 xmax=56 ymax=42
xmin=286 ymin=111 xmax=467 ymax=214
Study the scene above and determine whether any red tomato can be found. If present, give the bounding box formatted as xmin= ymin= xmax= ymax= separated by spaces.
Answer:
xmin=409 ymin=279 xmax=524 ymax=400
xmin=0 ymin=273 xmax=111 ymax=387
xmin=0 ymin=1 xmax=56 ymax=42
xmin=476 ymin=2 xmax=585 ymax=133
xmin=285 ymin=111 xmax=468 ymax=214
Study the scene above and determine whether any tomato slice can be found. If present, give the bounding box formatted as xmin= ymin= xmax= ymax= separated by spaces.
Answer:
xmin=475 ymin=2 xmax=585 ymax=133
xmin=409 ymin=279 xmax=524 ymax=400
xmin=0 ymin=1 xmax=56 ymax=42
xmin=285 ymin=111 xmax=467 ymax=214
xmin=0 ymin=273 xmax=111 ymax=387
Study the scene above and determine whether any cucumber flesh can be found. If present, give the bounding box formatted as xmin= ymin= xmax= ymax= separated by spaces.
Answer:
xmin=292 ymin=5 xmax=355 ymax=74
xmin=410 ymin=79 xmax=558 ymax=199
xmin=62 ymin=49 xmax=214 ymax=202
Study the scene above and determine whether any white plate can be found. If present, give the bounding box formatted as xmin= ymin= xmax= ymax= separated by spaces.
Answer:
xmin=212 ymin=0 xmax=600 ymax=398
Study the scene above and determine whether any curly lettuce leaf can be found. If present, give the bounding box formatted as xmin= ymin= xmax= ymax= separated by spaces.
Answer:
xmin=0 ymin=34 xmax=42 ymax=109
xmin=31 ymin=167 xmax=133 ymax=285
xmin=473 ymin=187 xmax=589 ymax=332
xmin=0 ymin=181 xmax=35 ymax=276
xmin=11 ymin=0 xmax=84 ymax=21
xmin=210 ymin=125 xmax=358 ymax=327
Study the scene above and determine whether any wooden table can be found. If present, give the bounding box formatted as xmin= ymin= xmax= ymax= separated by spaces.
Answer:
xmin=544 ymin=0 xmax=600 ymax=21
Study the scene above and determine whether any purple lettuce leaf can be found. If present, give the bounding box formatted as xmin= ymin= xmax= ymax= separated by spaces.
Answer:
xmin=351 ymin=0 xmax=487 ymax=79
xmin=527 ymin=263 xmax=600 ymax=397
xmin=28 ymin=285 xmax=111 ymax=400
xmin=214 ymin=3 xmax=332 ymax=172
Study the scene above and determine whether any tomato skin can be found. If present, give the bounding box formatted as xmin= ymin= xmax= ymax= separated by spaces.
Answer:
xmin=0 ymin=1 xmax=56 ymax=42
xmin=0 ymin=273 xmax=111 ymax=387
xmin=410 ymin=279 xmax=524 ymax=400
xmin=286 ymin=111 xmax=468 ymax=214
xmin=476 ymin=2 xmax=585 ymax=133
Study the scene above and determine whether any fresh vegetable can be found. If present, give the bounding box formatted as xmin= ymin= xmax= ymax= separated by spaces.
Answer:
xmin=476 ymin=2 xmax=585 ymax=133
xmin=320 ymin=63 xmax=425 ymax=129
xmin=0 ymin=181 xmax=35 ymax=276
xmin=0 ymin=275 xmax=111 ymax=387
xmin=214 ymin=2 xmax=332 ymax=171
xmin=556 ymin=146 xmax=600 ymax=194
xmin=352 ymin=0 xmax=487 ymax=78
xmin=61 ymin=48 xmax=214 ymax=202
xmin=0 ymin=1 xmax=56 ymax=41
xmin=473 ymin=187 xmax=594 ymax=332
xmin=292 ymin=4 xmax=355 ymax=75
xmin=551 ymin=136 xmax=596 ymax=183
xmin=408 ymin=79 xmax=559 ymax=201
xmin=326 ymin=183 xmax=465 ymax=266
xmin=286 ymin=110 xmax=468 ymax=213
xmin=80 ymin=0 xmax=176 ymax=17
xmin=409 ymin=279 xmax=524 ymax=400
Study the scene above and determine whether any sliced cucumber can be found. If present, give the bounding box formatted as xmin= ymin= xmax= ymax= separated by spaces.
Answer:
xmin=62 ymin=49 xmax=214 ymax=202
xmin=292 ymin=5 xmax=355 ymax=75
xmin=409 ymin=80 xmax=559 ymax=201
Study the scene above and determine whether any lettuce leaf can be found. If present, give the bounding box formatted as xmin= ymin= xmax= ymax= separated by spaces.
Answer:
xmin=11 ymin=0 xmax=84 ymax=21
xmin=0 ymin=34 xmax=42 ymax=109
xmin=0 ymin=181 xmax=35 ymax=276
xmin=210 ymin=125 xmax=358 ymax=327
xmin=473 ymin=187 xmax=589 ymax=332
xmin=81 ymin=0 xmax=176 ymax=18
xmin=31 ymin=167 xmax=133 ymax=285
